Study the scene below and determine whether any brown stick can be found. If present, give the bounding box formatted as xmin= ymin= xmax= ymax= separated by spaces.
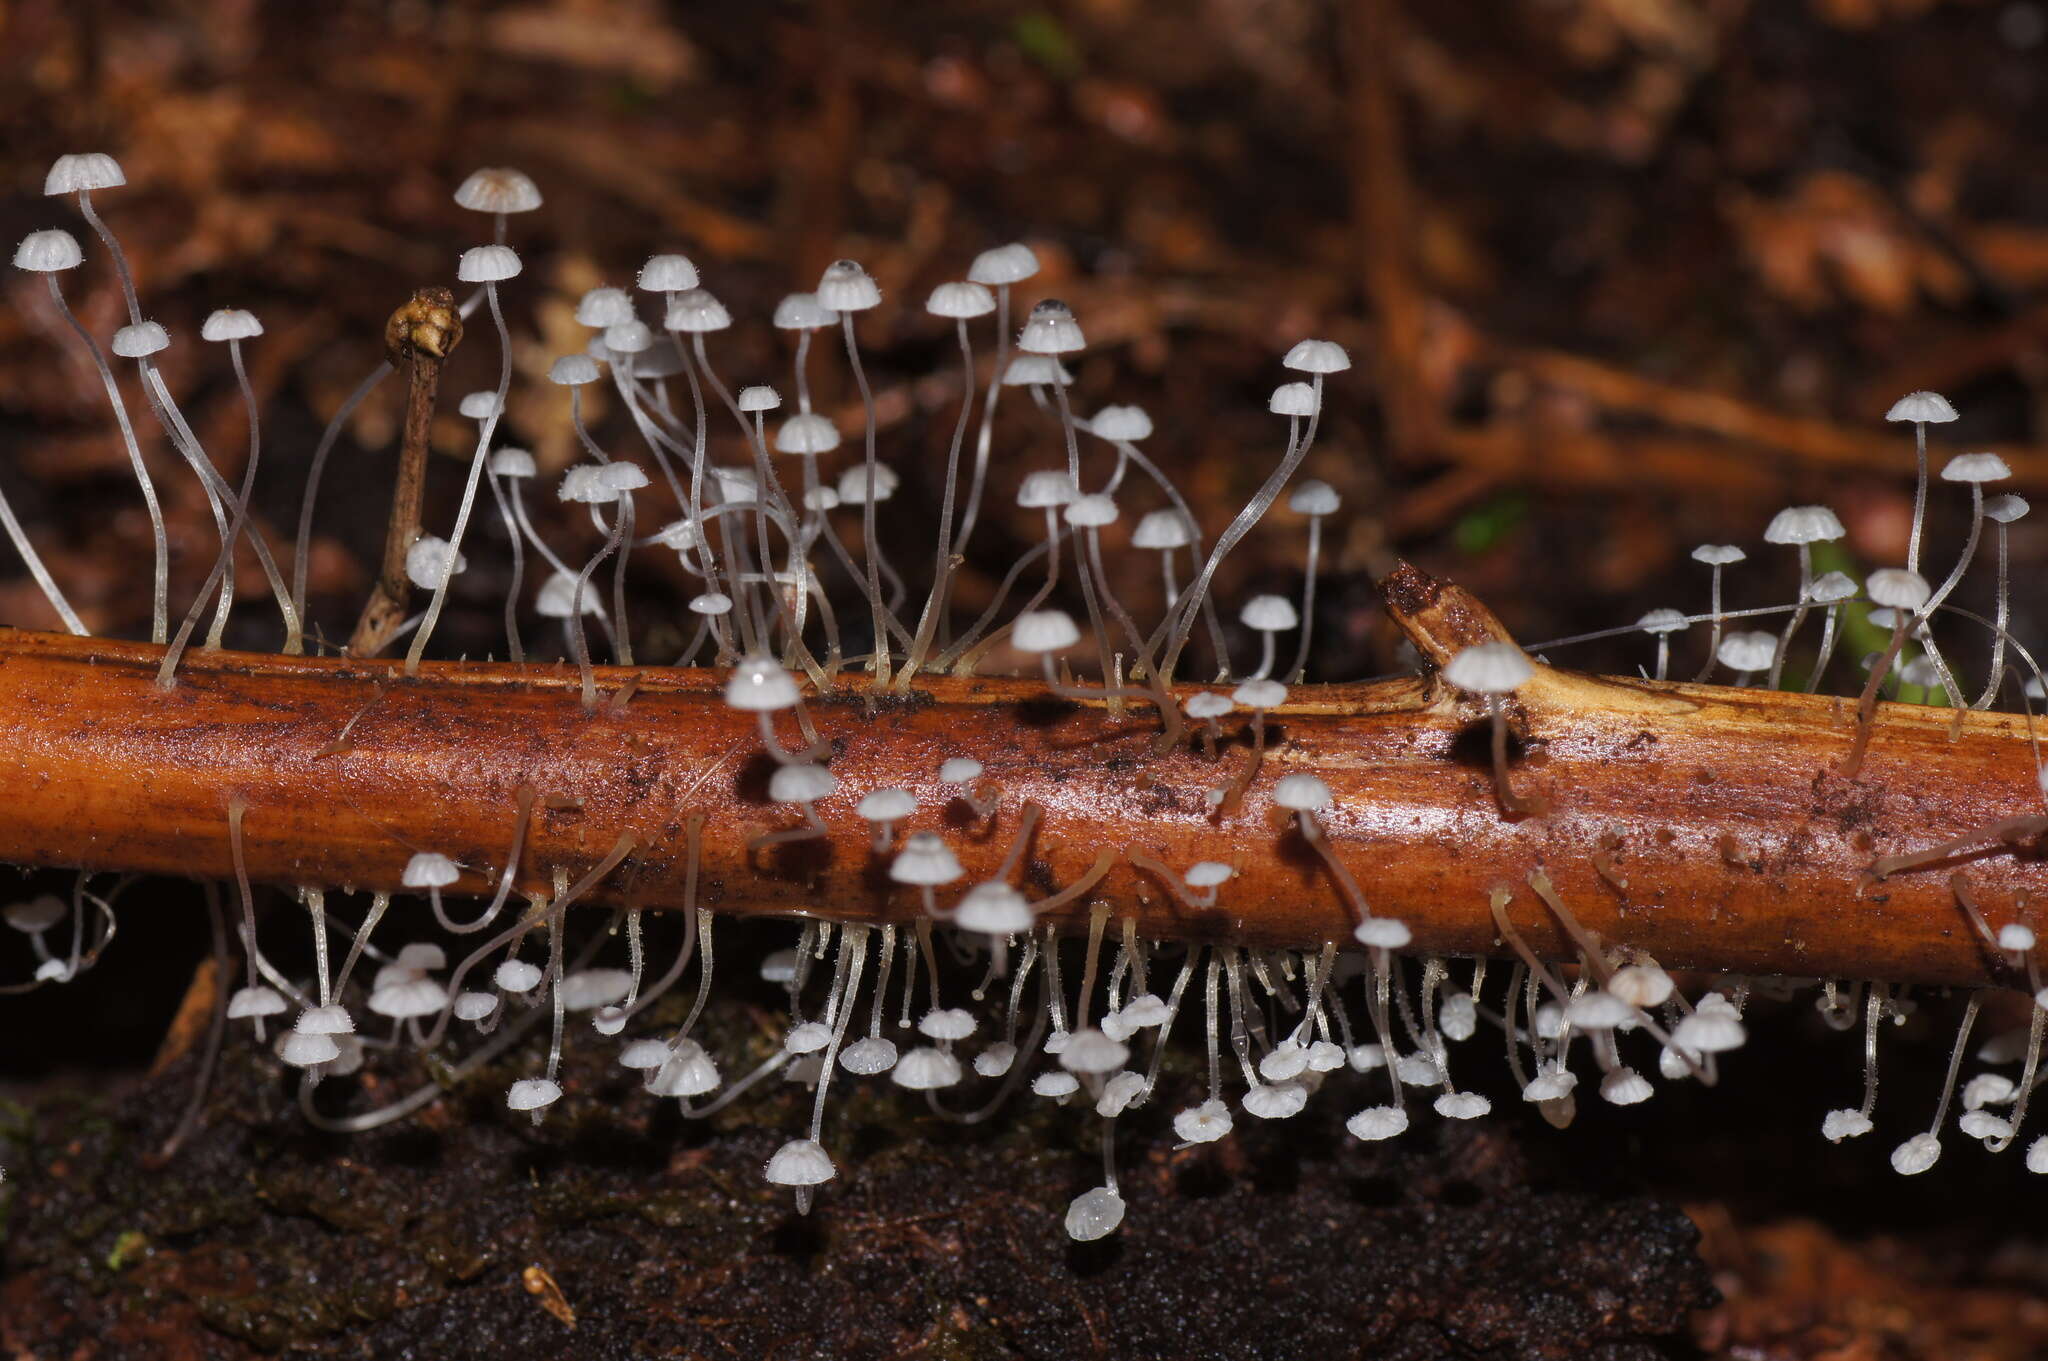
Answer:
xmin=349 ymin=287 xmax=461 ymax=658
xmin=0 ymin=563 xmax=2037 ymax=987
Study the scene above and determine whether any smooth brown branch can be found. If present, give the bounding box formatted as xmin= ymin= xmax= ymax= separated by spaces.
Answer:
xmin=0 ymin=564 xmax=2039 ymax=988
xmin=349 ymin=287 xmax=462 ymax=658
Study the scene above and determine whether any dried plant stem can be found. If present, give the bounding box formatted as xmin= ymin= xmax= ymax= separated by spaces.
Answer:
xmin=0 ymin=564 xmax=2037 ymax=988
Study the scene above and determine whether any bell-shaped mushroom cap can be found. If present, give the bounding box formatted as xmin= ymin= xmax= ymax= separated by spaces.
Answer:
xmin=1716 ymin=631 xmax=1778 ymax=673
xmin=1986 ymin=494 xmax=2031 ymax=525
xmin=506 ymin=1077 xmax=562 ymax=1111
xmin=1064 ymin=1185 xmax=1126 ymax=1242
xmin=456 ymin=244 xmax=522 ymax=283
xmin=227 ymin=985 xmax=288 ymax=1019
xmin=459 ymin=390 xmax=504 ymax=420
xmin=1763 ymin=505 xmax=1846 ymax=544
xmin=603 ymin=320 xmax=653 ymax=354
xmin=1890 ymin=1131 xmax=1942 ymax=1175
xmin=4 ymin=895 xmax=67 ymax=933
xmin=1129 ymin=510 xmax=1193 ymax=552
xmin=575 ymin=286 xmax=635 ymax=328
xmin=956 ymin=882 xmax=1032 ymax=934
xmin=1268 ymin=381 xmax=1317 ymax=417
xmin=1001 ymin=354 xmax=1073 ymax=387
xmin=1063 ymin=493 xmax=1119 ymax=528
xmin=856 ymin=788 xmax=915 ymax=822
xmin=967 ymin=241 xmax=1041 ymax=286
xmin=548 ymin=353 xmax=602 ymax=387
xmin=1089 ymin=405 xmax=1153 ymax=441
xmin=939 ymin=756 xmax=983 ymax=783
xmin=558 ymin=968 xmax=632 ymax=1012
xmin=1058 ymin=1027 xmax=1131 ymax=1075
xmin=1243 ymin=1081 xmax=1310 ymax=1119
xmin=1866 ymin=567 xmax=1932 ymax=611
xmin=489 ymin=447 xmax=538 ymax=479
xmin=536 ymin=570 xmax=602 ymax=618
xmin=775 ymin=413 xmax=842 ymax=455
xmin=637 ymin=253 xmax=698 ymax=292
xmin=1442 ymin=641 xmax=1533 ymax=694
xmin=816 ymin=259 xmax=882 ymax=312
xmin=454 ymin=167 xmax=542 ymax=215
xmin=1636 ymin=608 xmax=1689 ymax=635
xmin=736 ymin=384 xmax=781 ymax=413
xmin=1175 ymin=1098 xmax=1234 ymax=1144
xmin=1017 ymin=470 xmax=1079 ymax=509
xmin=1354 ymin=917 xmax=1412 ymax=949
xmin=112 ymin=321 xmax=170 ymax=358
xmin=768 ymin=763 xmax=838 ymax=805
xmin=1346 ymin=1105 xmax=1409 ymax=1141
xmin=13 ymin=229 xmax=84 ymax=272
xmin=837 ymin=463 xmax=900 ymax=505
xmin=925 ymin=280 xmax=995 ymax=318
xmin=402 ymin=851 xmax=460 ymax=889
xmin=1271 ymin=773 xmax=1331 ymax=812
xmin=201 ymin=308 xmax=263 ymax=341
xmin=918 ymin=1007 xmax=977 ymax=1042
xmin=772 ymin=291 xmax=835 ymax=330
xmin=664 ymin=288 xmax=732 ymax=333
xmin=891 ymin=1046 xmax=963 ymax=1089
xmin=1282 ymin=338 xmax=1352 ymax=373
xmin=839 ymin=1036 xmax=899 ymax=1075
xmin=764 ymin=1137 xmax=836 ymax=1186
xmin=1942 ymin=451 xmax=2012 ymax=483
xmin=1885 ymin=390 xmax=1958 ymax=423
xmin=1017 ymin=299 xmax=1085 ymax=355
xmin=1231 ymin=678 xmax=1289 ymax=709
xmin=890 ymin=831 xmax=963 ymax=886
xmin=1288 ymin=479 xmax=1341 ymax=515
xmin=1012 ymin=608 xmax=1081 ymax=654
xmin=45 ymin=154 xmax=126 ymax=196
xmin=1691 ymin=543 xmax=1746 ymax=566
xmin=724 ymin=655 xmax=801 ymax=711
xmin=404 ymin=535 xmax=468 ymax=589
xmin=1184 ymin=861 xmax=1235 ymax=887
xmin=1434 ymin=1091 xmax=1492 ymax=1119
xmin=1240 ymin=594 xmax=1299 ymax=631
xmin=1807 ymin=570 xmax=1858 ymax=604
xmin=296 ymin=1004 xmax=355 ymax=1035
xmin=369 ymin=973 xmax=449 ymax=1019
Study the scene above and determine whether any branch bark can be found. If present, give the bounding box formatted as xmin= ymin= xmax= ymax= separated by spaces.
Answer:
xmin=0 ymin=563 xmax=2036 ymax=987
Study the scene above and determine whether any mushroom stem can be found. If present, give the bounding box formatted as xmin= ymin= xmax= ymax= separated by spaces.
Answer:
xmin=1841 ymin=614 xmax=1912 ymax=780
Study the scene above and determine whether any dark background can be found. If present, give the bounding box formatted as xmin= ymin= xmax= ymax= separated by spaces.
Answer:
xmin=3 ymin=1 xmax=2048 ymax=1356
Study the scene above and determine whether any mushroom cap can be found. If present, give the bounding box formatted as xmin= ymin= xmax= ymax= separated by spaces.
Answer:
xmin=1268 ymin=381 xmax=1317 ymax=417
xmin=890 ymin=831 xmax=964 ymax=886
xmin=3 ymin=895 xmax=67 ymax=933
xmin=1866 ymin=567 xmax=1932 ymax=610
xmin=1089 ymin=404 xmax=1153 ymax=441
xmin=839 ymin=1036 xmax=899 ymax=1075
xmin=1271 ymin=772 xmax=1332 ymax=811
xmin=1889 ymin=1132 xmax=1942 ymax=1175
xmin=1175 ymin=1099 xmax=1234 ymax=1144
xmin=836 ymin=463 xmax=900 ymax=505
xmin=558 ymin=968 xmax=633 ymax=1012
xmin=1032 ymin=1070 xmax=1079 ymax=1098
xmin=1183 ymin=861 xmax=1235 ymax=888
xmin=1288 ymin=479 xmax=1341 ymax=515
xmin=1183 ymin=691 xmax=1234 ymax=720
xmin=280 ymin=1031 xmax=341 ymax=1067
xmin=816 ymin=258 xmax=882 ymax=312
xmin=736 ymin=384 xmax=781 ymax=413
xmin=226 ymin=985 xmax=288 ymax=1019
xmin=401 ymin=851 xmax=461 ymax=889
xmin=1434 ymin=1091 xmax=1492 ymax=1120
xmin=456 ymin=244 xmax=522 ymax=283
xmin=549 ymin=353 xmax=603 ymax=386
xmin=1346 ymin=1105 xmax=1409 ymax=1141
xmin=453 ymin=991 xmax=497 ymax=1022
xmin=763 ymin=1137 xmax=836 ymax=1186
xmin=1600 ymin=1068 xmax=1655 ymax=1106
xmin=1986 ymin=494 xmax=2030 ymax=524
xmin=1058 ymin=1027 xmax=1130 ymax=1075
xmin=1016 ymin=470 xmax=1079 ymax=508
xmin=772 ymin=291 xmax=835 ymax=330
xmin=296 ymin=1004 xmax=355 ymax=1036
xmin=599 ymin=462 xmax=649 ymax=494
xmin=918 ymin=1007 xmax=977 ymax=1042
xmin=489 ymin=447 xmax=538 ymax=478
xmin=925 ymin=280 xmax=995 ymax=319
xmin=939 ymin=756 xmax=984 ymax=783
xmin=1017 ymin=299 xmax=1085 ymax=355
xmin=200 ymin=308 xmax=263 ymax=341
xmin=1239 ymin=593 xmax=1299 ymax=631
xmin=1715 ymin=630 xmax=1778 ymax=674
xmin=1942 ymin=451 xmax=2012 ymax=483
xmin=1013 ymin=608 xmax=1081 ymax=654
xmin=1636 ymin=608 xmax=1689 ymax=635
xmin=663 ymin=288 xmax=731 ymax=333
xmin=1807 ymin=571 xmax=1859 ymax=603
xmin=603 ymin=320 xmax=653 ymax=354
xmin=575 ymin=286 xmax=636 ymax=328
xmin=1132 ymin=509 xmax=1193 ymax=549
xmin=1885 ymin=390 xmax=1958 ymax=424
xmin=637 ymin=253 xmax=699 ymax=292
xmin=724 ymin=655 xmax=801 ymax=712
xmin=557 ymin=464 xmax=617 ymax=505
xmin=688 ymin=592 xmax=732 ymax=617
xmin=967 ymin=241 xmax=1041 ymax=286
xmin=1063 ymin=493 xmax=1119 ymax=528
xmin=1672 ymin=1007 xmax=1747 ymax=1054
xmin=13 ymin=229 xmax=83 ymax=272
xmin=891 ymin=1046 xmax=963 ymax=1090
xmin=1442 ymin=641 xmax=1533 ymax=694
xmin=956 ymin=882 xmax=1033 ymax=934
xmin=403 ymin=535 xmax=468 ymax=589
xmin=774 ymin=412 xmax=841 ymax=455
xmin=768 ymin=763 xmax=838 ymax=805
xmin=1354 ymin=917 xmax=1412 ymax=949
xmin=506 ymin=1077 xmax=562 ymax=1111
xmin=1231 ymin=678 xmax=1289 ymax=709
xmin=1000 ymin=354 xmax=1072 ymax=387
xmin=44 ymin=152 xmax=126 ymax=196
xmin=535 ymin=570 xmax=602 ymax=619
xmin=453 ymin=167 xmax=542 ymax=214
xmin=1690 ymin=543 xmax=1746 ymax=566
xmin=111 ymin=321 xmax=170 ymax=358
xmin=1282 ymin=338 xmax=1352 ymax=373
xmin=1242 ymin=1081 xmax=1309 ymax=1119
xmin=856 ymin=787 xmax=915 ymax=822
xmin=459 ymin=390 xmax=504 ymax=420
xmin=1763 ymin=505 xmax=1845 ymax=545
xmin=368 ymin=974 xmax=449 ymax=1019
